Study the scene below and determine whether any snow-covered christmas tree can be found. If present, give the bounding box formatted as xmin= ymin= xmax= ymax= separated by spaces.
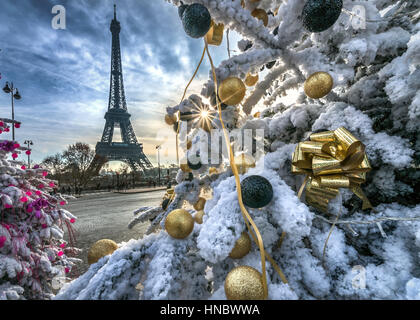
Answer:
xmin=56 ymin=0 xmax=420 ymax=300
xmin=0 ymin=119 xmax=81 ymax=300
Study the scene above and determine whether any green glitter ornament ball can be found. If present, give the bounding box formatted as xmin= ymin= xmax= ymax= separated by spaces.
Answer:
xmin=302 ymin=0 xmax=343 ymax=33
xmin=241 ymin=175 xmax=273 ymax=208
xmin=182 ymin=3 xmax=212 ymax=38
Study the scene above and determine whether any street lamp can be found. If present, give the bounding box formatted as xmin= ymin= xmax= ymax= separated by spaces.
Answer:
xmin=3 ymin=81 xmax=22 ymax=141
xmin=24 ymin=140 xmax=33 ymax=168
xmin=156 ymin=145 xmax=161 ymax=187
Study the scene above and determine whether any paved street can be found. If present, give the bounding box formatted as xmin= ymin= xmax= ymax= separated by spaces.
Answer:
xmin=64 ymin=189 xmax=166 ymax=275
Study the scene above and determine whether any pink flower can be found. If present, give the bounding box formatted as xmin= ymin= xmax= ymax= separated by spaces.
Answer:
xmin=26 ymin=207 xmax=33 ymax=213
xmin=0 ymin=121 xmax=3 ymax=127
xmin=38 ymin=184 xmax=44 ymax=189
xmin=25 ymin=150 xmax=31 ymax=155
xmin=65 ymin=267 xmax=70 ymax=273
xmin=57 ymin=251 xmax=64 ymax=257
xmin=49 ymin=182 xmax=55 ymax=188
xmin=4 ymin=128 xmax=9 ymax=132
xmin=60 ymin=201 xmax=66 ymax=206
xmin=0 ymin=236 xmax=6 ymax=248
xmin=21 ymin=165 xmax=26 ymax=170
xmin=4 ymin=204 xmax=13 ymax=209
xmin=26 ymin=191 xmax=32 ymax=196
xmin=14 ymin=123 xmax=20 ymax=128
xmin=41 ymin=224 xmax=48 ymax=229
xmin=11 ymin=153 xmax=18 ymax=159
xmin=0 ymin=130 xmax=3 ymax=134
xmin=13 ymin=143 xmax=20 ymax=149
xmin=42 ymin=171 xmax=48 ymax=177
xmin=70 ymin=218 xmax=76 ymax=224
xmin=35 ymin=190 xmax=42 ymax=196
xmin=60 ymin=243 xmax=66 ymax=248
xmin=20 ymin=197 xmax=28 ymax=203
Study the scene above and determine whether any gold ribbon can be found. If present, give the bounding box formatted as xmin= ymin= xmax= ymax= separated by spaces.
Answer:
xmin=292 ymin=127 xmax=372 ymax=212
xmin=175 ymin=44 xmax=207 ymax=165
xmin=205 ymin=39 xmax=288 ymax=299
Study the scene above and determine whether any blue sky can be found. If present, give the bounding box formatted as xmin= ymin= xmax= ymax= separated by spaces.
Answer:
xmin=0 ymin=0 xmax=239 ymax=167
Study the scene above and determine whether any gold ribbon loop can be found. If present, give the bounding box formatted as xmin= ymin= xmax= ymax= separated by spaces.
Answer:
xmin=351 ymin=185 xmax=373 ymax=210
xmin=292 ymin=142 xmax=312 ymax=169
xmin=291 ymin=165 xmax=310 ymax=174
xmin=312 ymin=155 xmax=342 ymax=175
xmin=346 ymin=172 xmax=366 ymax=184
xmin=307 ymin=179 xmax=340 ymax=199
xmin=310 ymin=130 xmax=335 ymax=142
xmin=341 ymin=150 xmax=365 ymax=170
xmin=334 ymin=127 xmax=365 ymax=158
xmin=300 ymin=141 xmax=326 ymax=155
xmin=292 ymin=127 xmax=372 ymax=212
xmin=319 ymin=175 xmax=351 ymax=188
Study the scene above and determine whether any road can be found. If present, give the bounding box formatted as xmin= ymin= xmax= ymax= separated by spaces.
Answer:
xmin=64 ymin=189 xmax=166 ymax=275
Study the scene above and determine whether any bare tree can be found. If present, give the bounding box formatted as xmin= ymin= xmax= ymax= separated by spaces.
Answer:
xmin=62 ymin=142 xmax=96 ymax=189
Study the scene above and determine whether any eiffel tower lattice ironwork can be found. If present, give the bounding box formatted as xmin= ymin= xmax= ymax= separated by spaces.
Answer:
xmin=90 ymin=5 xmax=153 ymax=174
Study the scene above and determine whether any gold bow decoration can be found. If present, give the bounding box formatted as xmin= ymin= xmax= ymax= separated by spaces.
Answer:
xmin=292 ymin=127 xmax=373 ymax=212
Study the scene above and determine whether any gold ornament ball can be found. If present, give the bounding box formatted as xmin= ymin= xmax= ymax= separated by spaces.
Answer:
xmin=304 ymin=71 xmax=333 ymax=99
xmin=165 ymin=114 xmax=176 ymax=125
xmin=193 ymin=197 xmax=206 ymax=211
xmin=194 ymin=210 xmax=205 ymax=224
xmin=87 ymin=239 xmax=118 ymax=265
xmin=165 ymin=209 xmax=194 ymax=239
xmin=234 ymin=153 xmax=256 ymax=174
xmin=229 ymin=232 xmax=252 ymax=259
xmin=245 ymin=73 xmax=259 ymax=87
xmin=218 ymin=77 xmax=246 ymax=105
xmin=251 ymin=9 xmax=268 ymax=27
xmin=253 ymin=111 xmax=261 ymax=118
xmin=225 ymin=266 xmax=265 ymax=300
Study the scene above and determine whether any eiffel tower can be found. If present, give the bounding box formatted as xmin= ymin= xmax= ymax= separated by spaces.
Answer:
xmin=90 ymin=5 xmax=153 ymax=174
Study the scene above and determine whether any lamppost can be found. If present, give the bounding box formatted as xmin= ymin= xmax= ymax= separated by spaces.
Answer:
xmin=24 ymin=140 xmax=33 ymax=168
xmin=156 ymin=145 xmax=161 ymax=187
xmin=2 ymin=82 xmax=22 ymax=141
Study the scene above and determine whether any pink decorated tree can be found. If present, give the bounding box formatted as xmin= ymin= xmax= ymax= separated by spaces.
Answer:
xmin=0 ymin=120 xmax=80 ymax=300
